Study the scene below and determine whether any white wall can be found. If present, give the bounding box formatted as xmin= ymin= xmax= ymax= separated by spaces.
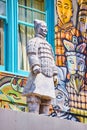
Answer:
xmin=0 ymin=108 xmax=86 ymax=130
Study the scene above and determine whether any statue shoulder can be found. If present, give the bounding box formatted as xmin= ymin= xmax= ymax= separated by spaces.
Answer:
xmin=27 ymin=37 xmax=40 ymax=45
xmin=28 ymin=37 xmax=37 ymax=43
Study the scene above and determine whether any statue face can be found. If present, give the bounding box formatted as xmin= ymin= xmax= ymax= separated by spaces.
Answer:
xmin=39 ymin=22 xmax=48 ymax=37
xmin=34 ymin=19 xmax=47 ymax=37
xmin=56 ymin=0 xmax=73 ymax=24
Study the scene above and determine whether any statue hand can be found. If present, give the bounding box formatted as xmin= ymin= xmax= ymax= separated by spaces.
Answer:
xmin=33 ymin=65 xmax=41 ymax=75
xmin=53 ymin=75 xmax=58 ymax=86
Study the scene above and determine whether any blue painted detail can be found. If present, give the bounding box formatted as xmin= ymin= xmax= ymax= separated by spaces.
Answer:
xmin=0 ymin=65 xmax=5 ymax=71
xmin=0 ymin=69 xmax=28 ymax=77
xmin=14 ymin=0 xmax=18 ymax=73
xmin=18 ymin=20 xmax=34 ymax=27
xmin=3 ymin=21 xmax=6 ymax=71
xmin=0 ymin=90 xmax=3 ymax=94
xmin=18 ymin=4 xmax=46 ymax=15
xmin=6 ymin=0 xmax=18 ymax=73
xmin=0 ymin=0 xmax=7 ymax=71
xmin=18 ymin=70 xmax=29 ymax=77
xmin=0 ymin=15 xmax=6 ymax=20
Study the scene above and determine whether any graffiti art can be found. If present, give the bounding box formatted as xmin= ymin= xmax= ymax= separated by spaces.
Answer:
xmin=53 ymin=0 xmax=87 ymax=123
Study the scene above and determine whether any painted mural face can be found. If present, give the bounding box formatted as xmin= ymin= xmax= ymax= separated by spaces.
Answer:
xmin=63 ymin=39 xmax=86 ymax=77
xmin=67 ymin=53 xmax=85 ymax=92
xmin=63 ymin=39 xmax=86 ymax=93
xmin=56 ymin=0 xmax=73 ymax=24
xmin=67 ymin=54 xmax=85 ymax=76
xmin=55 ymin=88 xmax=69 ymax=111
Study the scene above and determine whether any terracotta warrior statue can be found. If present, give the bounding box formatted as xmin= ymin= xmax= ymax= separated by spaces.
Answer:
xmin=23 ymin=19 xmax=58 ymax=115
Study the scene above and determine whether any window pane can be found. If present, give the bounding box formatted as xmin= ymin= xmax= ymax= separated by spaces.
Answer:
xmin=18 ymin=25 xmax=34 ymax=71
xmin=0 ymin=0 xmax=6 ymax=16
xmin=18 ymin=0 xmax=45 ymax=23
xmin=19 ymin=7 xmax=32 ymax=23
xmin=0 ymin=20 xmax=4 ymax=65
xmin=33 ymin=0 xmax=44 ymax=11
xmin=18 ymin=0 xmax=45 ymax=71
xmin=19 ymin=0 xmax=31 ymax=7
xmin=33 ymin=11 xmax=45 ymax=21
xmin=19 ymin=0 xmax=44 ymax=11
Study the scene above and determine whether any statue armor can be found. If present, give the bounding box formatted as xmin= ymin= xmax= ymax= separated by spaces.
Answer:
xmin=27 ymin=36 xmax=57 ymax=77
xmin=23 ymin=19 xmax=58 ymax=114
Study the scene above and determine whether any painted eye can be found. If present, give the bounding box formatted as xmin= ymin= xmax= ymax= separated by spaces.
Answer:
xmin=64 ymin=5 xmax=69 ymax=9
xmin=56 ymin=94 xmax=62 ymax=99
xmin=57 ymin=3 xmax=62 ymax=8
xmin=69 ymin=60 xmax=74 ymax=64
xmin=78 ymin=62 xmax=83 ymax=65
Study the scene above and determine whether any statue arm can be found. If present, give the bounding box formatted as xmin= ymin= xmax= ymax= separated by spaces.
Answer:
xmin=50 ymin=46 xmax=58 ymax=85
xmin=26 ymin=39 xmax=41 ymax=74
xmin=51 ymin=47 xmax=58 ymax=76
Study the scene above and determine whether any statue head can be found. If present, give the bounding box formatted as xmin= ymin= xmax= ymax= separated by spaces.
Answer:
xmin=34 ymin=19 xmax=48 ymax=38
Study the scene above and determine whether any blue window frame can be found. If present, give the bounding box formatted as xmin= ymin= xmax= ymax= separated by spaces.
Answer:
xmin=0 ymin=0 xmax=7 ymax=71
xmin=0 ymin=0 xmax=54 ymax=77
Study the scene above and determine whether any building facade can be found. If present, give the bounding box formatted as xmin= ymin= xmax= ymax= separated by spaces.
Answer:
xmin=0 ymin=0 xmax=87 ymax=123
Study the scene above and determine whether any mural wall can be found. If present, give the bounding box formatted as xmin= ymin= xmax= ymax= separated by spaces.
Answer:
xmin=0 ymin=0 xmax=87 ymax=124
xmin=53 ymin=0 xmax=87 ymax=123
xmin=0 ymin=72 xmax=28 ymax=112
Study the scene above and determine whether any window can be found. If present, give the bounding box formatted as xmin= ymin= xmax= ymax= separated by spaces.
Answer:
xmin=0 ymin=0 xmax=6 ymax=69
xmin=18 ymin=0 xmax=46 ymax=72
xmin=0 ymin=0 xmax=6 ymax=16
xmin=0 ymin=0 xmax=54 ymax=76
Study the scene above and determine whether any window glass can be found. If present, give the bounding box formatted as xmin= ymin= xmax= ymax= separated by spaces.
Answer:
xmin=18 ymin=0 xmax=45 ymax=71
xmin=33 ymin=11 xmax=45 ymax=21
xmin=18 ymin=24 xmax=34 ymax=71
xmin=0 ymin=20 xmax=4 ymax=65
xmin=19 ymin=6 xmax=32 ymax=23
xmin=18 ymin=0 xmax=45 ymax=23
xmin=33 ymin=0 xmax=44 ymax=11
xmin=0 ymin=0 xmax=6 ymax=16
